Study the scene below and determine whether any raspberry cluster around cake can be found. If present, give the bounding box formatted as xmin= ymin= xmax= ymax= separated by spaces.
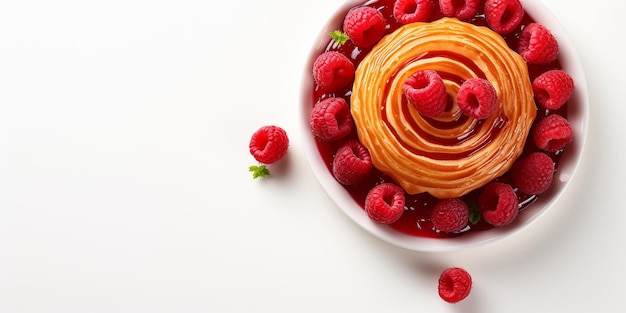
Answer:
xmin=305 ymin=0 xmax=578 ymax=239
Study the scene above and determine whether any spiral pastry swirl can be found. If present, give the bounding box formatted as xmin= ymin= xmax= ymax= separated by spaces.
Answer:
xmin=351 ymin=18 xmax=536 ymax=199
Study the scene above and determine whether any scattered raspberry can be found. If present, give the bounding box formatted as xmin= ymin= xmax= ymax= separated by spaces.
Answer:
xmin=310 ymin=97 xmax=353 ymax=142
xmin=343 ymin=6 xmax=387 ymax=48
xmin=478 ymin=182 xmax=519 ymax=227
xmin=518 ymin=23 xmax=559 ymax=64
xmin=438 ymin=267 xmax=472 ymax=303
xmin=533 ymin=114 xmax=573 ymax=152
xmin=312 ymin=51 xmax=355 ymax=92
xmin=249 ymin=125 xmax=289 ymax=165
xmin=510 ymin=152 xmax=555 ymax=195
xmin=431 ymin=198 xmax=469 ymax=232
xmin=403 ymin=70 xmax=448 ymax=118
xmin=393 ymin=0 xmax=434 ymax=24
xmin=439 ymin=0 xmax=481 ymax=21
xmin=364 ymin=183 xmax=406 ymax=224
xmin=332 ymin=140 xmax=373 ymax=185
xmin=484 ymin=0 xmax=524 ymax=34
xmin=456 ymin=78 xmax=498 ymax=120
xmin=532 ymin=70 xmax=574 ymax=110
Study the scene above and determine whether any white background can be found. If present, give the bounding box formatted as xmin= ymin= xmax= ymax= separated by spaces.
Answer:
xmin=0 ymin=0 xmax=623 ymax=312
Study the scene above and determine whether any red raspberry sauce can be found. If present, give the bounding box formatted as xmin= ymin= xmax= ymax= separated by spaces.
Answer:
xmin=309 ymin=0 xmax=569 ymax=238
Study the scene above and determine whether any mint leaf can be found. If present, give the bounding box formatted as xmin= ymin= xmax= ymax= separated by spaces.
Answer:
xmin=330 ymin=30 xmax=350 ymax=45
xmin=249 ymin=165 xmax=270 ymax=179
xmin=469 ymin=211 xmax=481 ymax=225
xmin=468 ymin=202 xmax=481 ymax=225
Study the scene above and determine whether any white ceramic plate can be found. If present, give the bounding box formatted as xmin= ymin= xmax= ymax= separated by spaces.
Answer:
xmin=300 ymin=0 xmax=589 ymax=252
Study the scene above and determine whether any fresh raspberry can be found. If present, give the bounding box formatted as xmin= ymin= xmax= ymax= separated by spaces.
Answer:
xmin=456 ymin=78 xmax=498 ymax=120
xmin=332 ymin=140 xmax=373 ymax=185
xmin=532 ymin=70 xmax=574 ymax=110
xmin=431 ymin=198 xmax=469 ymax=232
xmin=510 ymin=152 xmax=555 ymax=195
xmin=393 ymin=0 xmax=434 ymax=24
xmin=343 ymin=6 xmax=387 ymax=48
xmin=312 ymin=51 xmax=355 ymax=92
xmin=517 ymin=23 xmax=559 ymax=64
xmin=533 ymin=114 xmax=573 ymax=152
xmin=403 ymin=70 xmax=447 ymax=118
xmin=249 ymin=125 xmax=289 ymax=164
xmin=310 ymin=97 xmax=353 ymax=142
xmin=439 ymin=0 xmax=481 ymax=21
xmin=438 ymin=267 xmax=472 ymax=303
xmin=484 ymin=0 xmax=524 ymax=34
xmin=478 ymin=182 xmax=519 ymax=227
xmin=364 ymin=183 xmax=406 ymax=224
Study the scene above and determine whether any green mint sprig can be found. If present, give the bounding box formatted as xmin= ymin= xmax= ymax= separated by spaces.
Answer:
xmin=249 ymin=164 xmax=270 ymax=179
xmin=330 ymin=30 xmax=350 ymax=45
xmin=468 ymin=202 xmax=481 ymax=225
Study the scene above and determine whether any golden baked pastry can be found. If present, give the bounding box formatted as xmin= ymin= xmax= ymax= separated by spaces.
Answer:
xmin=350 ymin=18 xmax=536 ymax=199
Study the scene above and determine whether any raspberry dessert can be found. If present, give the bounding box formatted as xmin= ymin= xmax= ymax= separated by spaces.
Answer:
xmin=307 ymin=0 xmax=577 ymax=238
